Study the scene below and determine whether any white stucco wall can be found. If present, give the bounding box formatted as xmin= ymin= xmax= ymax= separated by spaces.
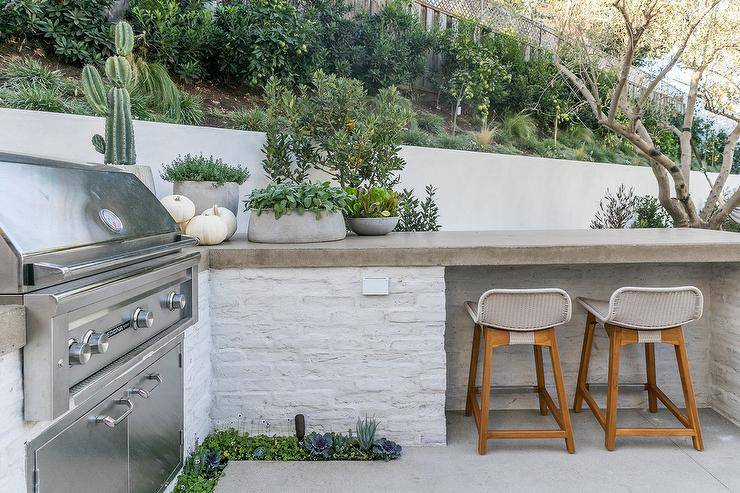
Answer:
xmin=2 ymin=108 xmax=737 ymax=232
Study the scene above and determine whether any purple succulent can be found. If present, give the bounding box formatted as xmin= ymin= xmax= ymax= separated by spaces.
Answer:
xmin=303 ymin=432 xmax=333 ymax=458
xmin=372 ymin=438 xmax=402 ymax=461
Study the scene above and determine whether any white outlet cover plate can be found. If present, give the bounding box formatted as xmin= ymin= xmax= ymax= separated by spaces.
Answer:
xmin=362 ymin=277 xmax=389 ymax=296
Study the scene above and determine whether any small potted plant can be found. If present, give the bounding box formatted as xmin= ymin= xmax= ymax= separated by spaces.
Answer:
xmin=345 ymin=187 xmax=400 ymax=236
xmin=245 ymin=182 xmax=348 ymax=243
xmin=81 ymin=21 xmax=156 ymax=192
xmin=160 ymin=154 xmax=249 ymax=215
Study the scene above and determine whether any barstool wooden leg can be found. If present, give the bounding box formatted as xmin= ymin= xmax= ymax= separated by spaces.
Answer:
xmin=478 ymin=329 xmax=493 ymax=455
xmin=547 ymin=330 xmax=576 ymax=453
xmin=534 ymin=345 xmax=548 ymax=416
xmin=645 ymin=343 xmax=658 ymax=413
xmin=465 ymin=324 xmax=482 ymax=417
xmin=605 ymin=325 xmax=622 ymax=451
xmin=573 ymin=312 xmax=596 ymax=412
xmin=674 ymin=328 xmax=704 ymax=451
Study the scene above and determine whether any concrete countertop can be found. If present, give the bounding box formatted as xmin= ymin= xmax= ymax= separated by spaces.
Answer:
xmin=193 ymin=229 xmax=740 ymax=269
xmin=0 ymin=305 xmax=25 ymax=356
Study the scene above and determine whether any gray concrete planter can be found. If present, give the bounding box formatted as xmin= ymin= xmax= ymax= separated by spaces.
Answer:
xmin=108 ymin=164 xmax=156 ymax=194
xmin=248 ymin=209 xmax=346 ymax=243
xmin=173 ymin=181 xmax=240 ymax=216
xmin=347 ymin=217 xmax=400 ymax=236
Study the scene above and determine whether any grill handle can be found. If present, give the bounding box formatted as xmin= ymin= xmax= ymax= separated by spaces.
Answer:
xmin=28 ymin=236 xmax=198 ymax=286
xmin=94 ymin=399 xmax=134 ymax=428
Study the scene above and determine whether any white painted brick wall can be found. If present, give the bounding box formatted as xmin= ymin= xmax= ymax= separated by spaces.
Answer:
xmin=446 ymin=264 xmax=713 ymax=412
xmin=209 ymin=267 xmax=447 ymax=446
xmin=0 ymin=271 xmax=211 ymax=493
xmin=183 ymin=270 xmax=213 ymax=454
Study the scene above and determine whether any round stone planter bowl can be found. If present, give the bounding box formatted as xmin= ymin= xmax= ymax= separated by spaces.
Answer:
xmin=347 ymin=216 xmax=400 ymax=236
xmin=248 ymin=209 xmax=347 ymax=243
xmin=173 ymin=181 xmax=240 ymax=216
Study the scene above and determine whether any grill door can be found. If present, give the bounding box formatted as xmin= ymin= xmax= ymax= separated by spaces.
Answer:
xmin=34 ymin=394 xmax=130 ymax=493
xmin=129 ymin=344 xmax=183 ymax=493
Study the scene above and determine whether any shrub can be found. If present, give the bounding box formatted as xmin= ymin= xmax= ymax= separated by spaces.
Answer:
xmin=227 ymin=107 xmax=269 ymax=132
xmin=633 ymin=195 xmax=672 ymax=228
xmin=17 ymin=0 xmax=115 ymax=65
xmin=396 ymin=185 xmax=440 ymax=231
xmin=345 ymin=187 xmax=399 ymax=218
xmin=0 ymin=0 xmax=41 ymax=41
xmin=211 ymin=0 xmax=317 ymax=87
xmin=590 ymin=185 xmax=636 ymax=229
xmin=301 ymin=0 xmax=355 ymax=77
xmin=128 ymin=0 xmax=214 ymax=81
xmin=245 ymin=181 xmax=349 ymax=219
xmin=349 ymin=0 xmax=431 ymax=92
xmin=160 ymin=154 xmax=249 ymax=184
xmin=262 ymin=72 xmax=412 ymax=188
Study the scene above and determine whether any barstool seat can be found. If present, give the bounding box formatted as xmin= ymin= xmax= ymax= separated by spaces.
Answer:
xmin=573 ymin=286 xmax=704 ymax=451
xmin=464 ymin=289 xmax=575 ymax=454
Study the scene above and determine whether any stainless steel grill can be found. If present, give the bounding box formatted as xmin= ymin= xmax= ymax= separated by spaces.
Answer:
xmin=0 ymin=152 xmax=200 ymax=493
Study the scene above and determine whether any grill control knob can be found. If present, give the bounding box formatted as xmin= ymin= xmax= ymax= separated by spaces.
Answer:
xmin=132 ymin=308 xmax=154 ymax=329
xmin=68 ymin=339 xmax=91 ymax=365
xmin=168 ymin=292 xmax=187 ymax=311
xmin=85 ymin=331 xmax=109 ymax=354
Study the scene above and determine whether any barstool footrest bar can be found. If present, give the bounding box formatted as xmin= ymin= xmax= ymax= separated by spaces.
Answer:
xmin=487 ymin=429 xmax=567 ymax=439
xmin=616 ymin=428 xmax=697 ymax=437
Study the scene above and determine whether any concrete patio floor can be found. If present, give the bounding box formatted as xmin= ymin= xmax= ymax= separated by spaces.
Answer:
xmin=215 ymin=409 xmax=740 ymax=493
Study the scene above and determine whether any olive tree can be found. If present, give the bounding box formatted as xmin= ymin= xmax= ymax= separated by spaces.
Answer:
xmin=546 ymin=0 xmax=739 ymax=228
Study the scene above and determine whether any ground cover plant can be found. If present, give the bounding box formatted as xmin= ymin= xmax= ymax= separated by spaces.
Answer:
xmin=174 ymin=417 xmax=402 ymax=493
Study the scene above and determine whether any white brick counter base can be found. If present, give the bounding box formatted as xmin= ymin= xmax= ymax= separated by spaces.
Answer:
xmin=209 ymin=267 xmax=447 ymax=446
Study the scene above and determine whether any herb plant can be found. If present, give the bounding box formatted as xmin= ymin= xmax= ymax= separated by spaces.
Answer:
xmin=345 ymin=187 xmax=399 ymax=218
xmin=160 ymin=154 xmax=249 ymax=185
xmin=245 ymin=182 xmax=349 ymax=219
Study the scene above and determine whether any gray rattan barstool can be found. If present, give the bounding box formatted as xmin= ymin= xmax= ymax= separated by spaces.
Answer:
xmin=573 ymin=286 xmax=704 ymax=451
xmin=464 ymin=288 xmax=575 ymax=454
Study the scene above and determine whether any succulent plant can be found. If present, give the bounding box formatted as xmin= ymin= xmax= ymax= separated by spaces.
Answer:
xmin=303 ymin=432 xmax=333 ymax=459
xmin=372 ymin=438 xmax=402 ymax=461
xmin=81 ymin=21 xmax=137 ymax=165
xmin=252 ymin=446 xmax=267 ymax=460
xmin=355 ymin=415 xmax=378 ymax=451
xmin=190 ymin=450 xmax=226 ymax=478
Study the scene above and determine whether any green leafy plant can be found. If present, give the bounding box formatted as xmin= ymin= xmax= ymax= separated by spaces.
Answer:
xmin=262 ymin=72 xmax=412 ymax=188
xmin=414 ymin=111 xmax=446 ymax=136
xmin=245 ymin=181 xmax=349 ymax=219
xmin=345 ymin=187 xmax=399 ymax=218
xmin=347 ymin=0 xmax=430 ymax=92
xmin=502 ymin=113 xmax=537 ymax=144
xmin=81 ymin=22 xmax=137 ymax=165
xmin=303 ymin=432 xmax=333 ymax=459
xmin=211 ymin=0 xmax=317 ymax=88
xmin=633 ymin=195 xmax=672 ymax=229
xmin=160 ymin=154 xmax=249 ymax=185
xmin=396 ymin=185 xmax=441 ymax=232
xmin=5 ymin=0 xmax=115 ymax=64
xmin=355 ymin=415 xmax=378 ymax=451
xmin=128 ymin=0 xmax=214 ymax=81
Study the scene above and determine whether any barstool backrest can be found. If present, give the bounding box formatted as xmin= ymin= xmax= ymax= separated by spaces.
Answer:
xmin=477 ymin=288 xmax=572 ymax=331
xmin=607 ymin=286 xmax=703 ymax=330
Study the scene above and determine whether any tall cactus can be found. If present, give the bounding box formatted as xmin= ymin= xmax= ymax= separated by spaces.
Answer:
xmin=81 ymin=21 xmax=137 ymax=165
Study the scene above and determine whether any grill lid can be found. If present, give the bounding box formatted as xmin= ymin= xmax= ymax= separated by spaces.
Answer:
xmin=0 ymin=152 xmax=189 ymax=293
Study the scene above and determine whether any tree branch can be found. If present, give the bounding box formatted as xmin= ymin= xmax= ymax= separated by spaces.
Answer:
xmin=710 ymin=186 xmax=740 ymax=229
xmin=701 ymin=121 xmax=740 ymax=221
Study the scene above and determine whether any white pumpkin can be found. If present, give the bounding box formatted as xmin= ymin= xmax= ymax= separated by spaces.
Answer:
xmin=160 ymin=195 xmax=196 ymax=224
xmin=185 ymin=214 xmax=228 ymax=245
xmin=178 ymin=218 xmax=192 ymax=233
xmin=202 ymin=205 xmax=237 ymax=240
